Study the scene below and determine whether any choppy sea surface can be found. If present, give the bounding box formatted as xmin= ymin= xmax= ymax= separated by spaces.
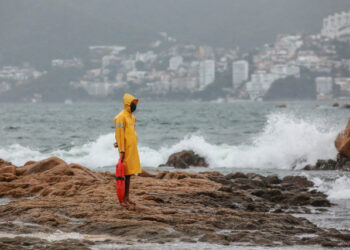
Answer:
xmin=1 ymin=101 xmax=350 ymax=249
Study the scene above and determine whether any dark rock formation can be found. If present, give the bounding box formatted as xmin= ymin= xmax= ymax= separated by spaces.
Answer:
xmin=303 ymin=156 xmax=350 ymax=171
xmin=333 ymin=103 xmax=339 ymax=107
xmin=276 ymin=104 xmax=287 ymax=108
xmin=0 ymin=157 xmax=349 ymax=248
xmin=163 ymin=150 xmax=208 ymax=168
xmin=305 ymin=119 xmax=350 ymax=171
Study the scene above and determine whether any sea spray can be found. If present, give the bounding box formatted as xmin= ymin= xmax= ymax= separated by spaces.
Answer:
xmin=0 ymin=113 xmax=341 ymax=170
xmin=312 ymin=175 xmax=350 ymax=200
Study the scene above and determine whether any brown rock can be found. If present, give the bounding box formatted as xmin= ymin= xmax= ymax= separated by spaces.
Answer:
xmin=164 ymin=150 xmax=208 ymax=168
xmin=335 ymin=118 xmax=350 ymax=158
xmin=0 ymin=157 xmax=349 ymax=248
xmin=139 ymin=170 xmax=156 ymax=178
xmin=24 ymin=161 xmax=36 ymax=166
xmin=0 ymin=165 xmax=16 ymax=175
xmin=0 ymin=158 xmax=13 ymax=168
xmin=21 ymin=157 xmax=67 ymax=175
xmin=332 ymin=103 xmax=339 ymax=107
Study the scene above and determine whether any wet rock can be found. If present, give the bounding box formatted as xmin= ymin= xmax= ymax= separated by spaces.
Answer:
xmin=311 ymin=198 xmax=331 ymax=207
xmin=304 ymin=155 xmax=350 ymax=171
xmin=276 ymin=104 xmax=287 ymax=108
xmin=303 ymin=159 xmax=337 ymax=171
xmin=164 ymin=150 xmax=208 ymax=168
xmin=251 ymin=189 xmax=265 ymax=197
xmin=341 ymin=104 xmax=350 ymax=109
xmin=225 ymin=172 xmax=247 ymax=179
xmin=335 ymin=154 xmax=350 ymax=171
xmin=206 ymin=171 xmax=232 ymax=185
xmin=246 ymin=173 xmax=265 ymax=182
xmin=282 ymin=176 xmax=313 ymax=188
xmin=199 ymin=233 xmax=230 ymax=245
xmin=265 ymin=175 xmax=281 ymax=185
xmin=263 ymin=189 xmax=284 ymax=202
xmin=138 ymin=170 xmax=156 ymax=178
xmin=218 ymin=186 xmax=233 ymax=192
xmin=290 ymin=193 xmax=311 ymax=205
xmin=332 ymin=103 xmax=339 ymax=107
xmin=314 ymin=159 xmax=337 ymax=170
xmin=0 ymin=157 xmax=349 ymax=248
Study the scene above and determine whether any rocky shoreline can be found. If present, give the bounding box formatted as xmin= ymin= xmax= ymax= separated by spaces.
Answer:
xmin=0 ymin=157 xmax=350 ymax=249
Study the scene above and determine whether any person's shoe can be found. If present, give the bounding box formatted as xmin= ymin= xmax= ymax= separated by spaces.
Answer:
xmin=120 ymin=201 xmax=130 ymax=208
xmin=127 ymin=199 xmax=136 ymax=206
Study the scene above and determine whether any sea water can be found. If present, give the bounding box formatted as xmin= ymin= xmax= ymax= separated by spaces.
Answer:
xmin=0 ymin=101 xmax=350 ymax=248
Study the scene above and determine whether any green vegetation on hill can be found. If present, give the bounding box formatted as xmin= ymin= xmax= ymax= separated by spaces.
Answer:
xmin=264 ymin=71 xmax=317 ymax=101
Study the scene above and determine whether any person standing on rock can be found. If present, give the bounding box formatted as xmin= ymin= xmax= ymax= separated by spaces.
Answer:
xmin=114 ymin=93 xmax=142 ymax=208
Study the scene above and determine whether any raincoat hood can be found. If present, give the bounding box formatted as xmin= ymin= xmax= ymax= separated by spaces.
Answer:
xmin=123 ymin=93 xmax=138 ymax=113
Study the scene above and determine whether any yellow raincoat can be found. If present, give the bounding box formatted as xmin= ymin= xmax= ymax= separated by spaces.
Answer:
xmin=114 ymin=93 xmax=141 ymax=175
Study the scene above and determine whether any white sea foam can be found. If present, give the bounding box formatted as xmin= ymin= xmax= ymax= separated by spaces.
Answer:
xmin=0 ymin=231 xmax=85 ymax=241
xmin=0 ymin=113 xmax=340 ymax=170
xmin=313 ymin=175 xmax=350 ymax=200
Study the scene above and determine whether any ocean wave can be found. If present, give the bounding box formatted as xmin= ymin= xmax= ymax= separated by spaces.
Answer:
xmin=313 ymin=175 xmax=350 ymax=200
xmin=0 ymin=113 xmax=340 ymax=170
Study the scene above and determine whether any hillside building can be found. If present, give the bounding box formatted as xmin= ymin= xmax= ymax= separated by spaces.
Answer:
xmin=232 ymin=60 xmax=249 ymax=88
xmin=199 ymin=60 xmax=215 ymax=90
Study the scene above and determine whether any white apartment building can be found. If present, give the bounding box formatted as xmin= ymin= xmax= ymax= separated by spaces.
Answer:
xmin=51 ymin=58 xmax=83 ymax=68
xmin=89 ymin=46 xmax=126 ymax=58
xmin=135 ymin=51 xmax=157 ymax=63
xmin=232 ymin=60 xmax=249 ymax=88
xmin=246 ymin=71 xmax=277 ymax=100
xmin=168 ymin=56 xmax=183 ymax=71
xmin=316 ymin=77 xmax=333 ymax=99
xmin=0 ymin=66 xmax=44 ymax=81
xmin=73 ymin=81 xmax=112 ymax=96
xmin=335 ymin=77 xmax=350 ymax=95
xmin=102 ymin=55 xmax=120 ymax=69
xmin=126 ymin=71 xmax=146 ymax=82
xmin=246 ymin=81 xmax=263 ymax=100
xmin=171 ymin=77 xmax=198 ymax=92
xmin=275 ymin=35 xmax=303 ymax=55
xmin=199 ymin=60 xmax=215 ymax=90
xmin=321 ymin=11 xmax=350 ymax=39
xmin=122 ymin=59 xmax=136 ymax=71
xmin=270 ymin=64 xmax=300 ymax=79
xmin=0 ymin=82 xmax=10 ymax=93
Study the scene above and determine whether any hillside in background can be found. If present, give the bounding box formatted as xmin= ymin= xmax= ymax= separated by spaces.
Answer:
xmin=1 ymin=0 xmax=350 ymax=68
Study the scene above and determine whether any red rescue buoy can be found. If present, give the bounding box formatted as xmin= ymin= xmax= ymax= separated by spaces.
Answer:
xmin=115 ymin=158 xmax=125 ymax=204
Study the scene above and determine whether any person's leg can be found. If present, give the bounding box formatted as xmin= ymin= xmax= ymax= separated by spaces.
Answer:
xmin=125 ymin=175 xmax=136 ymax=205
xmin=121 ymin=176 xmax=131 ymax=207
xmin=124 ymin=175 xmax=130 ymax=201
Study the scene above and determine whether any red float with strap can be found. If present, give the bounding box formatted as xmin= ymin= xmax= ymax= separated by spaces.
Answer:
xmin=115 ymin=158 xmax=125 ymax=204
